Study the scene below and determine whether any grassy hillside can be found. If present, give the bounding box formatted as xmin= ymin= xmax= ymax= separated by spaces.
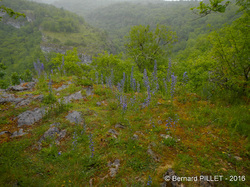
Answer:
xmin=0 ymin=71 xmax=249 ymax=186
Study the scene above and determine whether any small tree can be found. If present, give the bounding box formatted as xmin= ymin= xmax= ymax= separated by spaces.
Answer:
xmin=125 ymin=24 xmax=176 ymax=72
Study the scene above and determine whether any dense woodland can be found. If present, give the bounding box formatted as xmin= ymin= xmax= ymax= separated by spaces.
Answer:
xmin=0 ymin=0 xmax=249 ymax=186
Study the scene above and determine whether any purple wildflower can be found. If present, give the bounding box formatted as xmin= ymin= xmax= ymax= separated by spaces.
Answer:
xmin=167 ymin=58 xmax=171 ymax=82
xmin=147 ymin=175 xmax=152 ymax=186
xmin=183 ymin=71 xmax=188 ymax=83
xmin=171 ymin=73 xmax=177 ymax=99
xmin=89 ymin=134 xmax=94 ymax=158
xmin=137 ymin=81 xmax=140 ymax=93
xmin=101 ymin=73 xmax=104 ymax=87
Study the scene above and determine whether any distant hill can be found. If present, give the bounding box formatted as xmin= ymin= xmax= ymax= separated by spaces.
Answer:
xmin=86 ymin=1 xmax=241 ymax=54
xmin=48 ymin=0 xmax=241 ymax=54
xmin=0 ymin=0 xmax=111 ymax=74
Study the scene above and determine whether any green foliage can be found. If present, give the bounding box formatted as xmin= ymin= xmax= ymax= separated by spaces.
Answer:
xmin=125 ymin=24 xmax=176 ymax=72
xmin=36 ymin=76 xmax=49 ymax=92
xmin=191 ymin=0 xmax=230 ymax=17
xmin=76 ymin=77 xmax=93 ymax=87
xmin=10 ymin=72 xmax=19 ymax=85
xmin=50 ymin=48 xmax=82 ymax=75
xmin=0 ymin=63 xmax=6 ymax=79
xmin=208 ymin=14 xmax=249 ymax=94
xmin=43 ymin=92 xmax=57 ymax=104
xmin=41 ymin=17 xmax=80 ymax=33
xmin=86 ymin=1 xmax=240 ymax=55
xmin=191 ymin=0 xmax=248 ymax=17
xmin=0 ymin=0 xmax=25 ymax=21
xmin=92 ymin=51 xmax=136 ymax=85
xmin=21 ymin=69 xmax=33 ymax=82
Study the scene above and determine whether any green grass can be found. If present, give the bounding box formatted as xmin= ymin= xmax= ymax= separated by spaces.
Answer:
xmin=0 ymin=75 xmax=249 ymax=186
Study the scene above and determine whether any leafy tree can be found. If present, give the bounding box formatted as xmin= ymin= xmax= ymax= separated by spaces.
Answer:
xmin=208 ymin=13 xmax=249 ymax=93
xmin=191 ymin=0 xmax=249 ymax=17
xmin=0 ymin=0 xmax=25 ymax=20
xmin=0 ymin=62 xmax=6 ymax=79
xmin=125 ymin=24 xmax=176 ymax=72
xmin=50 ymin=48 xmax=81 ymax=75
xmin=11 ymin=72 xmax=19 ymax=85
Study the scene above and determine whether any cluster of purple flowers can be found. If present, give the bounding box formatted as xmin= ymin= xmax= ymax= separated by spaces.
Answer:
xmin=163 ymin=78 xmax=168 ymax=94
xmin=33 ymin=59 xmax=44 ymax=76
xmin=137 ymin=81 xmax=140 ymax=93
xmin=89 ymin=134 xmax=94 ymax=158
xmin=165 ymin=117 xmax=177 ymax=131
xmin=130 ymin=67 xmax=136 ymax=91
xmin=171 ymin=73 xmax=177 ymax=99
xmin=120 ymin=95 xmax=127 ymax=111
xmin=57 ymin=56 xmax=65 ymax=75
xmin=117 ymin=72 xmax=126 ymax=93
xmin=147 ymin=175 xmax=152 ymax=186
xmin=183 ymin=71 xmax=188 ymax=84
xmin=152 ymin=60 xmax=159 ymax=94
xmin=117 ymin=82 xmax=122 ymax=92
xmin=106 ymin=69 xmax=114 ymax=89
xmin=143 ymin=69 xmax=151 ymax=106
xmin=129 ymin=95 xmax=136 ymax=107
xmin=167 ymin=58 xmax=172 ymax=82
xmin=101 ymin=74 xmax=104 ymax=87
xmin=48 ymin=74 xmax=53 ymax=94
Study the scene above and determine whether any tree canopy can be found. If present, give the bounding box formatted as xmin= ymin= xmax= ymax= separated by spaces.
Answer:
xmin=125 ymin=24 xmax=176 ymax=72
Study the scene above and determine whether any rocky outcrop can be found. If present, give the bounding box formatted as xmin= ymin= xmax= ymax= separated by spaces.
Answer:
xmin=0 ymin=93 xmax=23 ymax=104
xmin=37 ymin=123 xmax=67 ymax=149
xmin=108 ymin=159 xmax=120 ymax=177
xmin=10 ymin=129 xmax=27 ymax=138
xmin=8 ymin=82 xmax=35 ymax=92
xmin=66 ymin=111 xmax=83 ymax=124
xmin=62 ymin=91 xmax=84 ymax=104
xmin=17 ymin=107 xmax=46 ymax=127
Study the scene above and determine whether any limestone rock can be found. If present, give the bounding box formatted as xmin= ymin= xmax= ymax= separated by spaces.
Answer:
xmin=0 ymin=131 xmax=11 ymax=136
xmin=132 ymin=134 xmax=139 ymax=140
xmin=108 ymin=159 xmax=120 ymax=177
xmin=8 ymin=82 xmax=35 ymax=92
xmin=108 ymin=129 xmax=119 ymax=136
xmin=115 ymin=124 xmax=126 ymax=129
xmin=63 ymin=91 xmax=83 ymax=103
xmin=38 ymin=123 xmax=67 ymax=149
xmin=55 ymin=85 xmax=68 ymax=92
xmin=66 ymin=111 xmax=82 ymax=124
xmin=17 ymin=107 xmax=46 ymax=127
xmin=147 ymin=148 xmax=160 ymax=162
xmin=10 ymin=129 xmax=27 ymax=138
xmin=0 ymin=93 xmax=23 ymax=104
xmin=15 ymin=99 xmax=31 ymax=108
xmin=33 ymin=95 xmax=44 ymax=102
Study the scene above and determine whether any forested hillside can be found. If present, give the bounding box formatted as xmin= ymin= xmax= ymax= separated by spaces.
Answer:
xmin=0 ymin=0 xmax=110 ymax=79
xmin=86 ymin=1 xmax=241 ymax=54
